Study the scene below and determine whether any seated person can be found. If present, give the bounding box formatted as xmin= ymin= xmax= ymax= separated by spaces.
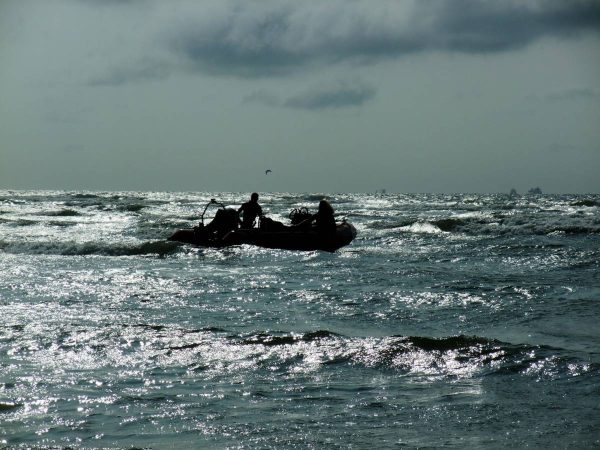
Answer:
xmin=297 ymin=199 xmax=336 ymax=234
xmin=314 ymin=199 xmax=336 ymax=234
xmin=238 ymin=192 xmax=263 ymax=228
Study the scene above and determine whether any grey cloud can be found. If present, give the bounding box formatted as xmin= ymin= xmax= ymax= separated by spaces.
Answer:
xmin=167 ymin=0 xmax=600 ymax=77
xmin=89 ymin=59 xmax=170 ymax=86
xmin=76 ymin=0 xmax=142 ymax=5
xmin=546 ymin=88 xmax=600 ymax=102
xmin=244 ymin=81 xmax=376 ymax=110
xmin=242 ymin=90 xmax=281 ymax=107
xmin=283 ymin=82 xmax=376 ymax=110
xmin=546 ymin=142 xmax=579 ymax=153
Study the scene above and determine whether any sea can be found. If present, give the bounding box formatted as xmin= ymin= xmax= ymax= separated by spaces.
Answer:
xmin=0 ymin=190 xmax=599 ymax=449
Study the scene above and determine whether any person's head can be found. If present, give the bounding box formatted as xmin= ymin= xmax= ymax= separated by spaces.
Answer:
xmin=318 ymin=199 xmax=334 ymax=215
xmin=251 ymin=192 xmax=259 ymax=202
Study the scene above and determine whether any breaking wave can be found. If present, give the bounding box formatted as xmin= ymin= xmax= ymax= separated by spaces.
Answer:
xmin=369 ymin=216 xmax=600 ymax=236
xmin=302 ymin=194 xmax=330 ymax=202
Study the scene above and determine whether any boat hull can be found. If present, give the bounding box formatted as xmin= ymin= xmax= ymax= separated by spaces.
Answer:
xmin=169 ymin=222 xmax=357 ymax=252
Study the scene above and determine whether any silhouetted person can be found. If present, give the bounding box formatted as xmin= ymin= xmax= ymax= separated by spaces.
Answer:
xmin=238 ymin=192 xmax=263 ymax=228
xmin=297 ymin=199 xmax=336 ymax=234
xmin=314 ymin=199 xmax=336 ymax=234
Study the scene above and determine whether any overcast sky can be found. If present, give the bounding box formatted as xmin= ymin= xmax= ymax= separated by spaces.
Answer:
xmin=1 ymin=0 xmax=599 ymax=193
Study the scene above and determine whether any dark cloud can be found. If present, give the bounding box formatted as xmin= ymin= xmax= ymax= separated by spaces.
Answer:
xmin=428 ymin=0 xmax=600 ymax=53
xmin=167 ymin=0 xmax=600 ymax=77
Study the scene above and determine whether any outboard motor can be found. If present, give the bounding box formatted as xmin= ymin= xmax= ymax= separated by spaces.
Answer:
xmin=204 ymin=208 xmax=238 ymax=238
xmin=168 ymin=199 xmax=238 ymax=244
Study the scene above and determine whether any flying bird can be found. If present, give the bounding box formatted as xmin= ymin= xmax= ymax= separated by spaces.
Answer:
xmin=265 ymin=169 xmax=272 ymax=175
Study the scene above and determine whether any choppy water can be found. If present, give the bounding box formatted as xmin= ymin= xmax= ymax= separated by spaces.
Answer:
xmin=1 ymin=190 xmax=599 ymax=448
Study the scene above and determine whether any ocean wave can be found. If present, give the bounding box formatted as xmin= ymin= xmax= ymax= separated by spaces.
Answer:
xmin=368 ymin=219 xmax=417 ymax=230
xmin=571 ymin=199 xmax=600 ymax=207
xmin=241 ymin=330 xmax=341 ymax=346
xmin=48 ymin=220 xmax=78 ymax=228
xmin=302 ymin=194 xmax=330 ymax=202
xmin=0 ymin=402 xmax=22 ymax=412
xmin=368 ymin=217 xmax=484 ymax=233
xmin=155 ymin=330 xmax=592 ymax=380
xmin=0 ymin=218 xmax=37 ymax=227
xmin=372 ymin=216 xmax=600 ymax=236
xmin=116 ymin=203 xmax=147 ymax=212
xmin=42 ymin=209 xmax=81 ymax=217
xmin=7 ymin=321 xmax=596 ymax=382
xmin=237 ymin=332 xmax=504 ymax=354
xmin=496 ymin=220 xmax=600 ymax=236
xmin=398 ymin=221 xmax=447 ymax=234
xmin=70 ymin=193 xmax=101 ymax=199
xmin=431 ymin=218 xmax=468 ymax=232
xmin=0 ymin=239 xmax=181 ymax=257
xmin=545 ymin=225 xmax=600 ymax=235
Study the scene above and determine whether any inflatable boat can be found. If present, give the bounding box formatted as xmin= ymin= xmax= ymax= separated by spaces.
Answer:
xmin=168 ymin=200 xmax=357 ymax=252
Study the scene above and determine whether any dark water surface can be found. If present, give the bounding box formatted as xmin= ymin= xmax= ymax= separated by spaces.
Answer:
xmin=1 ymin=191 xmax=599 ymax=448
